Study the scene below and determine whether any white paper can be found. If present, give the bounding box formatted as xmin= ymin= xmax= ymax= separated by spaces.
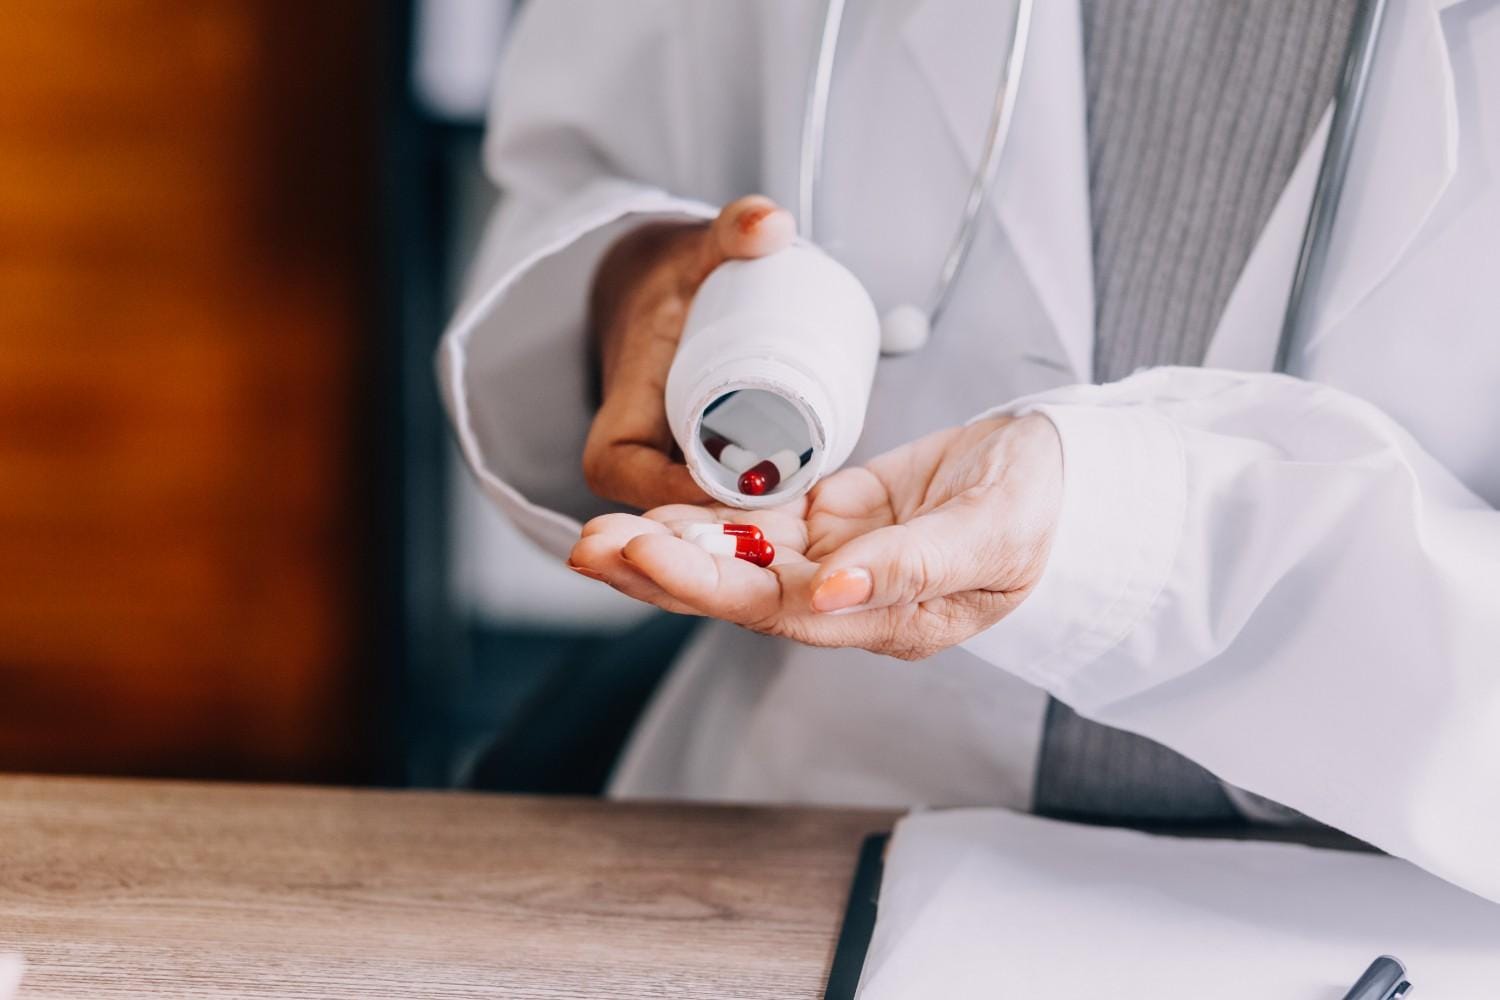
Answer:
xmin=0 ymin=955 xmax=22 ymax=1000
xmin=858 ymin=809 xmax=1500 ymax=999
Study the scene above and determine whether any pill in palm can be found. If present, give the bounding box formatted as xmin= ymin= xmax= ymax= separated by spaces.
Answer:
xmin=681 ymin=522 xmax=763 ymax=543
xmin=680 ymin=523 xmax=775 ymax=567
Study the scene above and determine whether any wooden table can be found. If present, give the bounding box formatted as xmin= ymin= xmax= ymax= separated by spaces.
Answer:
xmin=0 ymin=777 xmax=895 ymax=998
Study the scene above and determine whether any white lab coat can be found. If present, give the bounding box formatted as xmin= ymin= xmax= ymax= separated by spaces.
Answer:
xmin=440 ymin=0 xmax=1500 ymax=901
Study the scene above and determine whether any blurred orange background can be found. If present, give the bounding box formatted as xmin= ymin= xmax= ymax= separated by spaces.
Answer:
xmin=0 ymin=2 xmax=384 ymax=780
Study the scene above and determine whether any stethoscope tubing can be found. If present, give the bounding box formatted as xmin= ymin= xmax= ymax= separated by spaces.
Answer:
xmin=798 ymin=0 xmax=1034 ymax=334
xmin=1275 ymin=0 xmax=1390 ymax=374
xmin=797 ymin=0 xmax=847 ymax=246
xmin=799 ymin=0 xmax=1389 ymax=375
xmin=928 ymin=0 xmax=1034 ymax=330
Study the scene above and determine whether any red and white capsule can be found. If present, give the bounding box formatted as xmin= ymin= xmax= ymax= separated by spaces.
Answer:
xmin=681 ymin=521 xmax=762 ymax=543
xmin=702 ymin=434 xmax=759 ymax=474
xmin=702 ymin=434 xmax=731 ymax=460
xmin=680 ymin=522 xmax=775 ymax=567
xmin=738 ymin=449 xmax=803 ymax=496
xmin=717 ymin=443 xmax=759 ymax=474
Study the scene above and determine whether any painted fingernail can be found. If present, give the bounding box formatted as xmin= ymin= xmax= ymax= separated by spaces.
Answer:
xmin=736 ymin=205 xmax=774 ymax=235
xmin=811 ymin=568 xmax=873 ymax=613
xmin=569 ymin=564 xmax=605 ymax=581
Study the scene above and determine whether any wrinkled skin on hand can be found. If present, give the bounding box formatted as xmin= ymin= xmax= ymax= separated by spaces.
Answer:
xmin=569 ymin=413 xmax=1063 ymax=660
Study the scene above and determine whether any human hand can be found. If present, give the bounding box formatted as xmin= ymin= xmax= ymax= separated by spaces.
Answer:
xmin=568 ymin=413 xmax=1063 ymax=660
xmin=583 ymin=195 xmax=796 ymax=508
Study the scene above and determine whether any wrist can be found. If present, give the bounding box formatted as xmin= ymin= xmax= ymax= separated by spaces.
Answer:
xmin=963 ymin=402 xmax=1184 ymax=708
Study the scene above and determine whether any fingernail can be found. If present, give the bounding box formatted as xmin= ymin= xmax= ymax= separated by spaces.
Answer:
xmin=568 ymin=564 xmax=605 ymax=581
xmin=811 ymin=568 xmax=873 ymax=614
xmin=736 ymin=206 xmax=774 ymax=235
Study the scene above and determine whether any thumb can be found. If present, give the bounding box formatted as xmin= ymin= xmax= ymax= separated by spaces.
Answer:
xmin=693 ymin=195 xmax=796 ymax=280
xmin=808 ymin=501 xmax=1011 ymax=614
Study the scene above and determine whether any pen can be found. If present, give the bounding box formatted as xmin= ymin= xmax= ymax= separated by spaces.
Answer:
xmin=1340 ymin=955 xmax=1412 ymax=1000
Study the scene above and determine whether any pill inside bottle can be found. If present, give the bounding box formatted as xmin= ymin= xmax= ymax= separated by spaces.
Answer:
xmin=696 ymin=389 xmax=817 ymax=501
xmin=738 ymin=449 xmax=809 ymax=496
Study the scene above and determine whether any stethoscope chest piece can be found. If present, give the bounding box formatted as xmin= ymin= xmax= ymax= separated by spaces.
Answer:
xmin=801 ymin=0 xmax=1034 ymax=354
xmin=879 ymin=304 xmax=932 ymax=355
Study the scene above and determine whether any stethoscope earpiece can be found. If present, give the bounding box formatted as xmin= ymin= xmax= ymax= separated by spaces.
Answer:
xmin=879 ymin=304 xmax=932 ymax=355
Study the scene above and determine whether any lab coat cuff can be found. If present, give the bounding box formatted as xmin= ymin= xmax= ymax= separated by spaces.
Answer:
xmin=437 ymin=179 xmax=717 ymax=559
xmin=961 ymin=400 xmax=1186 ymax=709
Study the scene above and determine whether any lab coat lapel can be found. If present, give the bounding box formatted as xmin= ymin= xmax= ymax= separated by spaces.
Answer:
xmin=1207 ymin=0 xmax=1462 ymax=371
xmin=902 ymin=0 xmax=1095 ymax=382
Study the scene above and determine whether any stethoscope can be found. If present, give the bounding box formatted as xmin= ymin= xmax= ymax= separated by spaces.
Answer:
xmin=797 ymin=0 xmax=1390 ymax=372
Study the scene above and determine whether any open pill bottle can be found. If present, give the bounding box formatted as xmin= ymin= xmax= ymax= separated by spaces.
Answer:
xmin=665 ymin=243 xmax=881 ymax=509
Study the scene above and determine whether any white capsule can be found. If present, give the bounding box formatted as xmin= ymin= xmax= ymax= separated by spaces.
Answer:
xmin=768 ymin=449 xmax=802 ymax=479
xmin=676 ymin=522 xmax=776 ymax=565
xmin=690 ymin=533 xmax=738 ymax=557
xmin=718 ymin=444 xmax=759 ymax=474
xmin=880 ymin=304 xmax=931 ymax=355
xmin=680 ymin=522 xmax=723 ymax=543
xmin=681 ymin=521 xmax=764 ymax=542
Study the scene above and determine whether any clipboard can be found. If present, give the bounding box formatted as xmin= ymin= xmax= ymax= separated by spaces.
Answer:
xmin=823 ymin=833 xmax=888 ymax=1000
xmin=832 ymin=809 xmax=1500 ymax=999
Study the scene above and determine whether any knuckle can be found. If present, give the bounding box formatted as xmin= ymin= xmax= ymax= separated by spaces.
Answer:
xmin=885 ymin=643 xmax=926 ymax=662
xmin=737 ymin=596 xmax=781 ymax=631
xmin=744 ymin=613 xmax=780 ymax=635
xmin=963 ymin=588 xmax=1015 ymax=628
xmin=578 ymin=513 xmax=617 ymax=538
xmin=742 ymin=589 xmax=789 ymax=636
xmin=885 ymin=536 xmax=936 ymax=605
xmin=884 ymin=607 xmax=957 ymax=661
xmin=582 ymin=444 xmax=633 ymax=506
xmin=888 ymin=638 xmax=936 ymax=662
xmin=908 ymin=636 xmax=945 ymax=660
xmin=580 ymin=443 xmax=608 ymax=494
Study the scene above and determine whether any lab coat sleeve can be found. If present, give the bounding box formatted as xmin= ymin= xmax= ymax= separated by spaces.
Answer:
xmin=436 ymin=0 xmax=723 ymax=559
xmin=961 ymin=366 xmax=1500 ymax=901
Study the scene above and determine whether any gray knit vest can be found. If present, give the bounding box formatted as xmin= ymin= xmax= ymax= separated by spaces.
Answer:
xmin=1033 ymin=0 xmax=1356 ymax=823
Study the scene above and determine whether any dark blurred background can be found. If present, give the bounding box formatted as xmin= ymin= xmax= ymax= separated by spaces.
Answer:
xmin=1 ymin=0 xmax=682 ymax=791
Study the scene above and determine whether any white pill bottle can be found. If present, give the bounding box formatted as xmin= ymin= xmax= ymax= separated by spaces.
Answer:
xmin=664 ymin=243 xmax=881 ymax=509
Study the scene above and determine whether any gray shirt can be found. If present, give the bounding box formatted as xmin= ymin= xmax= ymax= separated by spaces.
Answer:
xmin=1034 ymin=0 xmax=1356 ymax=822
xmin=1088 ymin=0 xmax=1354 ymax=380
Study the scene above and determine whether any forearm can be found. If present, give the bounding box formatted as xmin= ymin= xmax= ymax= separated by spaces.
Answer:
xmin=963 ymin=366 xmax=1500 ymax=899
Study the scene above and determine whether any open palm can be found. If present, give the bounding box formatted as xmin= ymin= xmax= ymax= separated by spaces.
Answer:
xmin=568 ymin=414 xmax=1062 ymax=659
